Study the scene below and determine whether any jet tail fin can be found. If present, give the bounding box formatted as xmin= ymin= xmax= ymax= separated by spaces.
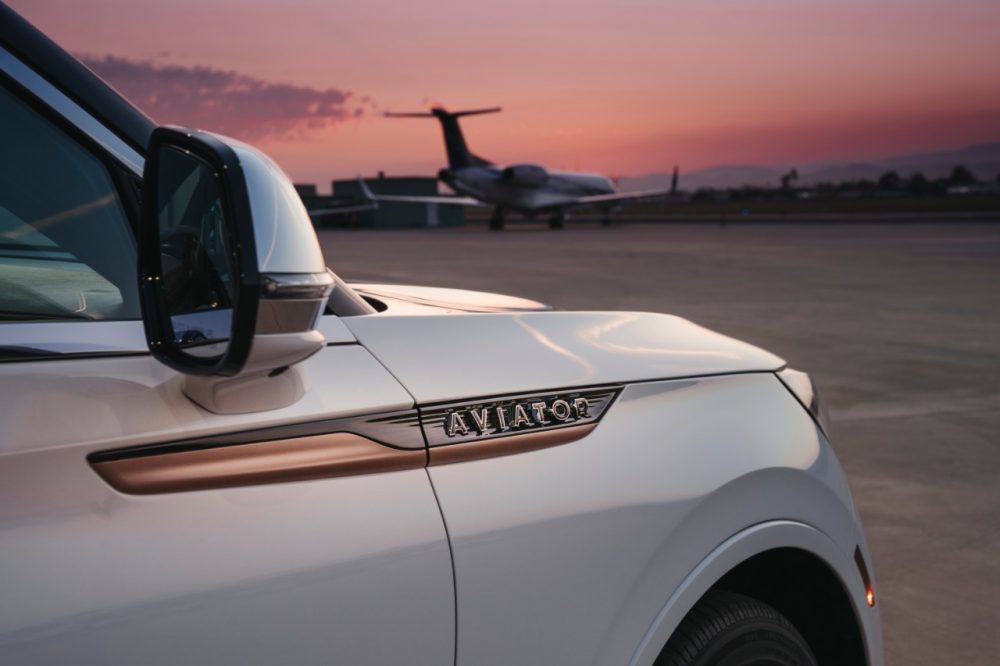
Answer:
xmin=385 ymin=106 xmax=500 ymax=170
xmin=384 ymin=111 xmax=436 ymax=118
xmin=385 ymin=107 xmax=501 ymax=119
xmin=447 ymin=107 xmax=502 ymax=118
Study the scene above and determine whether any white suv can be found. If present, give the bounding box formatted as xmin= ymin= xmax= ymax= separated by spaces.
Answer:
xmin=0 ymin=4 xmax=880 ymax=665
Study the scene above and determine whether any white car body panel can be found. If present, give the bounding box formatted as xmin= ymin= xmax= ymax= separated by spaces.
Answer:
xmin=345 ymin=311 xmax=784 ymax=403
xmin=427 ymin=374 xmax=880 ymax=666
xmin=0 ymin=345 xmax=454 ymax=665
xmin=0 ymin=343 xmax=406 ymax=454
xmin=352 ymin=283 xmax=551 ymax=313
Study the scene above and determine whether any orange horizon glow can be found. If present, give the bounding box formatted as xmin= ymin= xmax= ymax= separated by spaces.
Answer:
xmin=10 ymin=0 xmax=1000 ymax=189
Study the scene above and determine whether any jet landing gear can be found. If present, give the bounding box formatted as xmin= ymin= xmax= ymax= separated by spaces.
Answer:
xmin=489 ymin=206 xmax=505 ymax=231
xmin=549 ymin=213 xmax=566 ymax=230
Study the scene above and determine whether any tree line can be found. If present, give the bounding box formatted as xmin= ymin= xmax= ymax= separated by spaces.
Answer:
xmin=691 ymin=165 xmax=997 ymax=201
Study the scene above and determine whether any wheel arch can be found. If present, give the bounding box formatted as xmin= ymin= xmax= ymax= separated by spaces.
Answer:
xmin=710 ymin=546 xmax=866 ymax=665
xmin=628 ymin=520 xmax=881 ymax=666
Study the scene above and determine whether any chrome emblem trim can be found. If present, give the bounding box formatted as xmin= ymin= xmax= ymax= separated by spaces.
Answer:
xmin=420 ymin=386 xmax=620 ymax=447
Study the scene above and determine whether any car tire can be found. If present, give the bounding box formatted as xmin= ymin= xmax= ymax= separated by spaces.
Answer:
xmin=655 ymin=590 xmax=818 ymax=666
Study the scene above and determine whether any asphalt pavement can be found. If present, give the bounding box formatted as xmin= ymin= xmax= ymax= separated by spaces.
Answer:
xmin=318 ymin=220 xmax=1000 ymax=666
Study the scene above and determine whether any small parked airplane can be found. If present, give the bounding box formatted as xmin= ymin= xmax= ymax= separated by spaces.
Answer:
xmin=373 ymin=107 xmax=678 ymax=230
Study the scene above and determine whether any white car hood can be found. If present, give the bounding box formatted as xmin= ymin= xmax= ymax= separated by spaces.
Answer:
xmin=350 ymin=283 xmax=550 ymax=314
xmin=345 ymin=309 xmax=785 ymax=404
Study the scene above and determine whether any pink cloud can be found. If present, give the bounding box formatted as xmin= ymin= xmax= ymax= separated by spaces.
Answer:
xmin=80 ymin=54 xmax=368 ymax=140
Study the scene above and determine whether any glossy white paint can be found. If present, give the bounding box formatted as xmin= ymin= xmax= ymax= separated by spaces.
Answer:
xmin=428 ymin=374 xmax=880 ymax=666
xmin=0 ymin=345 xmax=408 ymax=456
xmin=0 ymin=320 xmax=148 ymax=355
xmin=0 ymin=345 xmax=455 ymax=665
xmin=351 ymin=283 xmax=550 ymax=313
xmin=313 ymin=314 xmax=358 ymax=344
xmin=346 ymin=311 xmax=784 ymax=402
xmin=226 ymin=138 xmax=327 ymax=275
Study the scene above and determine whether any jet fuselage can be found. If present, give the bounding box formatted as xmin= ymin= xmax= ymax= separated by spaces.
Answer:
xmin=443 ymin=166 xmax=616 ymax=215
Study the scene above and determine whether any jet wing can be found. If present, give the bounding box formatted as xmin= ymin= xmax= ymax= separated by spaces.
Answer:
xmin=308 ymin=178 xmax=484 ymax=220
xmin=363 ymin=193 xmax=486 ymax=207
xmin=357 ymin=178 xmax=486 ymax=207
xmin=307 ymin=202 xmax=378 ymax=219
xmin=568 ymin=187 xmax=677 ymax=209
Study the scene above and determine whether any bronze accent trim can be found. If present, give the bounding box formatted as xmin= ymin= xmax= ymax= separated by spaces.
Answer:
xmin=428 ymin=423 xmax=596 ymax=466
xmin=92 ymin=433 xmax=426 ymax=495
xmin=88 ymin=409 xmax=425 ymax=463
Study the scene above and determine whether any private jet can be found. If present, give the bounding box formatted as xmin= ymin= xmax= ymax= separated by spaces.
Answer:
xmin=374 ymin=107 xmax=678 ymax=230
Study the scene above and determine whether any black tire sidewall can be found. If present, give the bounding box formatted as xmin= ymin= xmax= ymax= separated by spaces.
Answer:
xmin=656 ymin=590 xmax=818 ymax=666
xmin=699 ymin=620 xmax=816 ymax=666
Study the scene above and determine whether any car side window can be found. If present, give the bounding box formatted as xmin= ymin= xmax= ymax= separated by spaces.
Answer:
xmin=0 ymin=82 xmax=139 ymax=321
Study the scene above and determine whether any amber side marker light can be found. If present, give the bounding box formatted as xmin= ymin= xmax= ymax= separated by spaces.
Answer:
xmin=854 ymin=545 xmax=876 ymax=607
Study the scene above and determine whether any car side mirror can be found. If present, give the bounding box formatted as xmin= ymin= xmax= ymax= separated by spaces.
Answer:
xmin=139 ymin=126 xmax=333 ymax=413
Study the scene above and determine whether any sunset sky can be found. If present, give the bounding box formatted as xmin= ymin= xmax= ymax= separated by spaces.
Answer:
xmin=10 ymin=0 xmax=1000 ymax=189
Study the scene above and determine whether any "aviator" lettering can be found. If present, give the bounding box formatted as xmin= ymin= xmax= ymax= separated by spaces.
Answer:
xmin=446 ymin=396 xmax=590 ymax=437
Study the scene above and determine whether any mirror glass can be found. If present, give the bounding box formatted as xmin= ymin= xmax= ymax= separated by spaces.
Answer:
xmin=155 ymin=145 xmax=236 ymax=357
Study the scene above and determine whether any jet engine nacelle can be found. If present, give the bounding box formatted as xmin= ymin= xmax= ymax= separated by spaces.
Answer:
xmin=502 ymin=164 xmax=548 ymax=188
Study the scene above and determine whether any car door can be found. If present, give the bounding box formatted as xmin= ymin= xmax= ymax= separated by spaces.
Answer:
xmin=0 ymin=53 xmax=453 ymax=665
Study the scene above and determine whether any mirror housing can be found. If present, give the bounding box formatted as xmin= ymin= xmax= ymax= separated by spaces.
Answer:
xmin=139 ymin=126 xmax=333 ymax=413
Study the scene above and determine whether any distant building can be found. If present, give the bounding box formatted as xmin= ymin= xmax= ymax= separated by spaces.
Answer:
xmin=294 ymin=183 xmax=318 ymax=200
xmin=293 ymin=184 xmax=363 ymax=228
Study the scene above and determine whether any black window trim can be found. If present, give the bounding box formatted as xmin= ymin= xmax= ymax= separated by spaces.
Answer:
xmin=0 ymin=3 xmax=156 ymax=156
xmin=0 ymin=59 xmax=146 ymax=355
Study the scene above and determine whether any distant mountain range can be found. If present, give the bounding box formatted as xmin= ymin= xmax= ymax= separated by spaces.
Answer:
xmin=620 ymin=142 xmax=1000 ymax=191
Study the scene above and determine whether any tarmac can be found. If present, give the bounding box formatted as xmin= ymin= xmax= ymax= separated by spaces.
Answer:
xmin=318 ymin=220 xmax=1000 ymax=666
